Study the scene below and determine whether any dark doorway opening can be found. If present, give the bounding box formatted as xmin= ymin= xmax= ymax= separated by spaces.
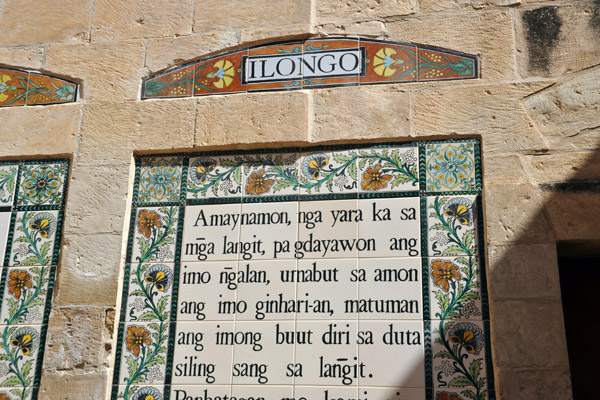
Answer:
xmin=557 ymin=240 xmax=600 ymax=399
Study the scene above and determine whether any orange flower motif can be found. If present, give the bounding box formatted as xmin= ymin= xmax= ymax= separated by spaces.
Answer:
xmin=0 ymin=393 xmax=9 ymax=400
xmin=246 ymin=170 xmax=275 ymax=195
xmin=436 ymin=392 xmax=461 ymax=400
xmin=361 ymin=165 xmax=392 ymax=191
xmin=8 ymin=270 xmax=32 ymax=299
xmin=431 ymin=260 xmax=461 ymax=292
xmin=137 ymin=210 xmax=162 ymax=238
xmin=126 ymin=325 xmax=151 ymax=357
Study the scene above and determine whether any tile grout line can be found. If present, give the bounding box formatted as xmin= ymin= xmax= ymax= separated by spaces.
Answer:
xmin=88 ymin=0 xmax=96 ymax=43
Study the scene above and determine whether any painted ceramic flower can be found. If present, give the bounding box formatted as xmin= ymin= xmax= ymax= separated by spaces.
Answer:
xmin=54 ymin=84 xmax=75 ymax=101
xmin=209 ymin=59 xmax=235 ymax=88
xmin=444 ymin=198 xmax=473 ymax=226
xmin=134 ymin=386 xmax=162 ymax=400
xmin=302 ymin=154 xmax=329 ymax=180
xmin=189 ymin=158 xmax=216 ymax=186
xmin=0 ymin=393 xmax=10 ymax=400
xmin=246 ymin=170 xmax=274 ymax=195
xmin=0 ymin=74 xmax=14 ymax=103
xmin=126 ymin=325 xmax=152 ymax=357
xmin=448 ymin=322 xmax=484 ymax=355
xmin=361 ymin=165 xmax=392 ymax=190
xmin=29 ymin=212 xmax=56 ymax=239
xmin=436 ymin=392 xmax=461 ymax=400
xmin=144 ymin=264 xmax=172 ymax=292
xmin=431 ymin=260 xmax=461 ymax=292
xmin=20 ymin=165 xmax=62 ymax=205
xmin=137 ymin=210 xmax=162 ymax=238
xmin=10 ymin=327 xmax=37 ymax=356
xmin=142 ymin=161 xmax=180 ymax=201
xmin=8 ymin=270 xmax=33 ymax=300
xmin=431 ymin=149 xmax=472 ymax=188
xmin=372 ymin=48 xmax=404 ymax=77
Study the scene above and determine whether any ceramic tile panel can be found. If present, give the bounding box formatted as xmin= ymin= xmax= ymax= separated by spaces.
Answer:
xmin=142 ymin=64 xmax=196 ymax=99
xmin=0 ymin=165 xmax=18 ymax=205
xmin=113 ymin=385 xmax=166 ymax=400
xmin=194 ymin=49 xmax=248 ymax=96
xmin=113 ymin=141 xmax=490 ymax=399
xmin=0 ymin=68 xmax=29 ymax=107
xmin=360 ymin=39 xmax=418 ymax=84
xmin=417 ymin=47 xmax=478 ymax=82
xmin=17 ymin=163 xmax=67 ymax=207
xmin=0 ymin=68 xmax=77 ymax=107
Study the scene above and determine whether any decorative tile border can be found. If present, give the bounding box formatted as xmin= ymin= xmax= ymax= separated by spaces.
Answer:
xmin=0 ymin=158 xmax=69 ymax=400
xmin=0 ymin=68 xmax=77 ymax=107
xmin=112 ymin=139 xmax=493 ymax=400
xmin=142 ymin=38 xmax=478 ymax=99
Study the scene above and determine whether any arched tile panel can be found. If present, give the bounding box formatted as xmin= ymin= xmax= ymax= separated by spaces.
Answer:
xmin=0 ymin=67 xmax=77 ymax=107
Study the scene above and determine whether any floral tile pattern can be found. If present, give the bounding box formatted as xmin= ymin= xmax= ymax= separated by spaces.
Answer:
xmin=0 ymin=324 xmax=42 ymax=398
xmin=0 ymin=166 xmax=18 ymax=205
xmin=0 ymin=68 xmax=77 ymax=108
xmin=426 ymin=142 xmax=476 ymax=193
xmin=114 ymin=385 xmax=165 ymax=400
xmin=299 ymin=149 xmax=358 ymax=196
xmin=136 ymin=157 xmax=183 ymax=205
xmin=358 ymin=145 xmax=419 ymax=193
xmin=143 ymin=64 xmax=195 ymax=98
xmin=124 ymin=263 xmax=173 ymax=322
xmin=0 ymin=267 xmax=53 ymax=325
xmin=187 ymin=155 xmax=244 ymax=199
xmin=427 ymin=196 xmax=478 ymax=257
xmin=418 ymin=47 xmax=477 ymax=81
xmin=17 ymin=163 xmax=66 ymax=206
xmin=130 ymin=207 xmax=178 ymax=264
xmin=242 ymin=152 xmax=300 ymax=199
xmin=361 ymin=40 xmax=418 ymax=84
xmin=9 ymin=210 xmax=60 ymax=267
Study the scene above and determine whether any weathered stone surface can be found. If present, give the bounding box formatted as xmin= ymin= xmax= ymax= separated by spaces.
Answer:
xmin=239 ymin=26 xmax=312 ymax=45
xmin=43 ymin=307 xmax=109 ymax=371
xmin=195 ymin=92 xmax=309 ymax=147
xmin=0 ymin=104 xmax=81 ymax=156
xmin=0 ymin=47 xmax=44 ymax=69
xmin=492 ymin=300 xmax=569 ymax=368
xmin=39 ymin=371 xmax=109 ymax=399
xmin=146 ymin=33 xmax=239 ymax=73
xmin=57 ymin=233 xmax=124 ymax=306
xmin=516 ymin=3 xmax=600 ymax=77
xmin=523 ymin=68 xmax=600 ymax=151
xmin=91 ymin=0 xmax=194 ymax=41
xmin=484 ymin=154 xmax=529 ymax=184
xmin=314 ymin=21 xmax=387 ymax=37
xmin=414 ymin=83 xmax=550 ymax=153
xmin=64 ymin=164 xmax=130 ymax=234
xmin=0 ymin=0 xmax=91 ymax=46
xmin=316 ymin=0 xmax=416 ymax=24
xmin=45 ymin=40 xmax=145 ymax=101
xmin=311 ymin=85 xmax=410 ymax=142
xmin=496 ymin=368 xmax=572 ymax=400
xmin=530 ymin=151 xmax=600 ymax=183
xmin=484 ymin=183 xmax=555 ymax=244
xmin=419 ymin=0 xmax=521 ymax=11
xmin=193 ymin=0 xmax=311 ymax=33
xmin=387 ymin=10 xmax=517 ymax=82
xmin=488 ymin=243 xmax=562 ymax=299
xmin=542 ymin=191 xmax=600 ymax=241
xmin=79 ymin=99 xmax=195 ymax=165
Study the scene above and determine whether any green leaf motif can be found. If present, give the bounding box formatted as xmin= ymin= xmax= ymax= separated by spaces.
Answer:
xmin=7 ymin=298 xmax=19 ymax=320
xmin=20 ymin=256 xmax=41 ymax=266
xmin=390 ymin=174 xmax=412 ymax=188
xmin=129 ymin=289 xmax=146 ymax=297
xmin=469 ymin=358 xmax=482 ymax=380
xmin=232 ymin=166 xmax=242 ymax=186
xmin=145 ymin=356 xmax=165 ymax=368
xmin=12 ymin=236 xmax=30 ymax=243
xmin=463 ymin=230 xmax=475 ymax=251
xmin=348 ymin=160 xmax=357 ymax=181
xmin=126 ymin=355 xmax=139 ymax=380
xmin=429 ymin=223 xmax=446 ymax=231
xmin=434 ymin=350 xmax=454 ymax=359
xmin=435 ymin=290 xmax=450 ymax=313
xmin=138 ymin=311 xmax=159 ymax=321
xmin=462 ymin=390 xmax=477 ymax=400
xmin=449 ymin=376 xmax=474 ymax=388
xmin=21 ymin=359 xmax=33 ymax=381
xmin=157 ymin=296 xmax=168 ymax=317
xmin=39 ymin=241 xmax=51 ymax=261
xmin=272 ymin=179 xmax=294 ymax=193
xmin=0 ymin=376 xmax=22 ymax=387
xmin=442 ymin=246 xmax=465 ymax=256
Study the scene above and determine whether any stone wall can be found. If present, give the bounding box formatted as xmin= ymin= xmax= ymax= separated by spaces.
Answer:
xmin=0 ymin=0 xmax=598 ymax=398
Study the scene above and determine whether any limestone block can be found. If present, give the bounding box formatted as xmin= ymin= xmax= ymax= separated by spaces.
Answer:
xmin=91 ymin=0 xmax=194 ymax=41
xmin=311 ymin=85 xmax=410 ymax=143
xmin=419 ymin=0 xmax=521 ymax=12
xmin=146 ymin=33 xmax=239 ymax=73
xmin=56 ymin=233 xmax=124 ymax=306
xmin=39 ymin=371 xmax=109 ymax=399
xmin=78 ymin=99 xmax=195 ymax=166
xmin=195 ymin=92 xmax=309 ymax=147
xmin=316 ymin=0 xmax=416 ymax=25
xmin=64 ymin=164 xmax=131 ymax=235
xmin=484 ymin=183 xmax=555 ymax=244
xmin=45 ymin=40 xmax=145 ymax=101
xmin=0 ymin=47 xmax=44 ymax=69
xmin=483 ymin=154 xmax=529 ymax=184
xmin=240 ymin=25 xmax=313 ymax=45
xmin=492 ymin=300 xmax=569 ymax=368
xmin=43 ymin=307 xmax=109 ymax=371
xmin=0 ymin=104 xmax=82 ymax=156
xmin=193 ymin=0 xmax=311 ymax=33
xmin=387 ymin=10 xmax=517 ymax=82
xmin=314 ymin=21 xmax=387 ymax=37
xmin=496 ymin=368 xmax=572 ymax=400
xmin=516 ymin=3 xmax=600 ymax=77
xmin=542 ymin=191 xmax=600 ymax=241
xmin=523 ymin=68 xmax=600 ymax=151
xmin=414 ymin=83 xmax=550 ymax=154
xmin=0 ymin=0 xmax=91 ymax=46
xmin=530 ymin=151 xmax=600 ymax=183
xmin=487 ymin=243 xmax=562 ymax=299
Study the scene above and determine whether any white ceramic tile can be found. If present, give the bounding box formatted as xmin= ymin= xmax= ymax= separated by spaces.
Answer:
xmin=357 ymin=146 xmax=419 ymax=193
xmin=118 ymin=322 xmax=168 ymax=385
xmin=177 ymin=261 xmax=237 ymax=321
xmin=236 ymin=259 xmax=296 ymax=321
xmin=295 ymin=386 xmax=358 ymax=400
xmin=358 ymin=387 xmax=426 ymax=400
xmin=357 ymin=258 xmax=423 ymax=321
xmin=0 ymin=266 xmax=53 ymax=325
xmin=427 ymin=196 xmax=478 ymax=258
xmin=0 ymin=324 xmax=42 ymax=388
xmin=131 ymin=206 xmax=179 ymax=264
xmin=117 ymin=385 xmax=165 ymax=400
xmin=171 ymin=385 xmax=231 ymax=399
xmin=172 ymin=321 xmax=234 ymax=385
xmin=17 ymin=162 xmax=66 ymax=206
xmin=425 ymin=141 xmax=476 ymax=192
xmin=9 ymin=210 xmax=59 ymax=266
xmin=187 ymin=155 xmax=244 ymax=199
xmin=231 ymin=385 xmax=293 ymax=400
xmin=0 ymin=212 xmax=11 ymax=263
xmin=182 ymin=204 xmax=241 ymax=262
xmin=125 ymin=263 xmax=173 ymax=322
xmin=294 ymin=320 xmax=358 ymax=386
xmin=242 ymin=152 xmax=300 ymax=198
xmin=0 ymin=164 xmax=18 ymax=205
xmin=299 ymin=149 xmax=359 ymax=195
xmin=296 ymin=258 xmax=358 ymax=320
xmin=428 ymin=256 xmax=482 ymax=321
xmin=357 ymin=320 xmax=425 ymax=388
xmin=358 ymin=198 xmax=421 ymax=259
xmin=239 ymin=201 xmax=298 ymax=260
xmin=297 ymin=199 xmax=359 ymax=260
xmin=232 ymin=321 xmax=295 ymax=385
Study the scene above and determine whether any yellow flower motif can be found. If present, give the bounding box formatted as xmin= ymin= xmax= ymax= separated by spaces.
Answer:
xmin=372 ymin=48 xmax=403 ymax=77
xmin=210 ymin=59 xmax=235 ymax=89
xmin=0 ymin=74 xmax=12 ymax=103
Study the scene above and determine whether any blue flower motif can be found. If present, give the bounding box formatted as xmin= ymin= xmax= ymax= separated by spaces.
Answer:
xmin=302 ymin=154 xmax=329 ymax=180
xmin=133 ymin=386 xmax=162 ymax=400
xmin=443 ymin=198 xmax=473 ymax=226
xmin=448 ymin=322 xmax=484 ymax=355
xmin=144 ymin=264 xmax=172 ymax=292
xmin=190 ymin=158 xmax=216 ymax=186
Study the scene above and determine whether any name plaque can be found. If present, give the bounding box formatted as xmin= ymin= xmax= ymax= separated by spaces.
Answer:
xmin=112 ymin=140 xmax=494 ymax=400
